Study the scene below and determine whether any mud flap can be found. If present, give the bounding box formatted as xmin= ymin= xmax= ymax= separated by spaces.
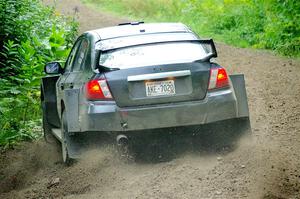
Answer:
xmin=64 ymin=132 xmax=84 ymax=159
xmin=63 ymin=89 xmax=81 ymax=159
xmin=64 ymin=89 xmax=80 ymax=132
xmin=229 ymin=74 xmax=251 ymax=135
xmin=64 ymin=132 xmax=113 ymax=159
xmin=229 ymin=74 xmax=250 ymax=118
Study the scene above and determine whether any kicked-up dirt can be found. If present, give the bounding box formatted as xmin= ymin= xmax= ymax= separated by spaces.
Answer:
xmin=1 ymin=0 xmax=300 ymax=198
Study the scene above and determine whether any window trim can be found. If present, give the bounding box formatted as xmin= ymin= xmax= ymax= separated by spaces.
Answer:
xmin=64 ymin=39 xmax=82 ymax=73
xmin=71 ymin=38 xmax=89 ymax=72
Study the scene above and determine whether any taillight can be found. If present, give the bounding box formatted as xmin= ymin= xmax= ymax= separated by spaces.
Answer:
xmin=208 ymin=67 xmax=229 ymax=90
xmin=85 ymin=79 xmax=113 ymax=100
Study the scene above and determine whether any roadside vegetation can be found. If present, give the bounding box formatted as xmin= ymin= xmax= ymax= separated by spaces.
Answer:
xmin=0 ymin=0 xmax=78 ymax=148
xmin=83 ymin=0 xmax=300 ymax=57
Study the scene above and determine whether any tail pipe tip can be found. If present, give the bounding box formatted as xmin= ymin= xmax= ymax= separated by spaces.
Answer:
xmin=116 ymin=134 xmax=129 ymax=146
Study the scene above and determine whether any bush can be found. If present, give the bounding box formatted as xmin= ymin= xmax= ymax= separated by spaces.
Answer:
xmin=0 ymin=0 xmax=78 ymax=148
xmin=83 ymin=0 xmax=300 ymax=57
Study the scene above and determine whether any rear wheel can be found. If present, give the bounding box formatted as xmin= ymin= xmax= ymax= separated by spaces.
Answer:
xmin=61 ymin=110 xmax=73 ymax=165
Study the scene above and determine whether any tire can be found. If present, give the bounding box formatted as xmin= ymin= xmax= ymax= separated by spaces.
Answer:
xmin=61 ymin=110 xmax=73 ymax=165
xmin=42 ymin=102 xmax=57 ymax=144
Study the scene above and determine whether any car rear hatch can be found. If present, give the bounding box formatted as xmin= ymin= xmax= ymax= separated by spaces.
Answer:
xmin=104 ymin=62 xmax=210 ymax=107
xmin=97 ymin=36 xmax=215 ymax=108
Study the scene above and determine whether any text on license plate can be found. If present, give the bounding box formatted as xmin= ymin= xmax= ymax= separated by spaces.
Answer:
xmin=145 ymin=80 xmax=176 ymax=97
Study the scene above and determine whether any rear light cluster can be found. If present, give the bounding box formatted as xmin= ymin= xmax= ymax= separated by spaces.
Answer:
xmin=208 ymin=67 xmax=229 ymax=90
xmin=85 ymin=79 xmax=113 ymax=100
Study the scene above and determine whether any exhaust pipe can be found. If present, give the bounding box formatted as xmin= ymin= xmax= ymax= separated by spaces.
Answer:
xmin=116 ymin=134 xmax=133 ymax=160
xmin=116 ymin=134 xmax=129 ymax=146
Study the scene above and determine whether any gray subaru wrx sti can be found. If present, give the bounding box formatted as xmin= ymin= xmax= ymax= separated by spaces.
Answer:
xmin=41 ymin=22 xmax=251 ymax=163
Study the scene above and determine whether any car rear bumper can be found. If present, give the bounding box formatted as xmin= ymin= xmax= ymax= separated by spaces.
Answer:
xmin=79 ymin=88 xmax=239 ymax=132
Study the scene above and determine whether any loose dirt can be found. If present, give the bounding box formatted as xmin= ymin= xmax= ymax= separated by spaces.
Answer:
xmin=1 ymin=0 xmax=300 ymax=198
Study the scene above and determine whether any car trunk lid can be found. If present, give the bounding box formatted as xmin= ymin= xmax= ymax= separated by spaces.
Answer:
xmin=104 ymin=62 xmax=210 ymax=107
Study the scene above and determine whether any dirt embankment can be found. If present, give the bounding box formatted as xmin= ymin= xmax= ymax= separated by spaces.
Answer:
xmin=1 ymin=0 xmax=300 ymax=198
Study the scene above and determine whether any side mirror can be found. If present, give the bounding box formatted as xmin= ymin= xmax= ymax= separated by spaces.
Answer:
xmin=44 ymin=62 xmax=63 ymax=74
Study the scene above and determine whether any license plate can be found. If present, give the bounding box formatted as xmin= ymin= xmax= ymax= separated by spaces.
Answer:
xmin=145 ymin=80 xmax=175 ymax=97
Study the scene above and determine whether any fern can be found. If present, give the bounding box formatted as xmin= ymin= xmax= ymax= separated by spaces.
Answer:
xmin=0 ymin=0 xmax=78 ymax=148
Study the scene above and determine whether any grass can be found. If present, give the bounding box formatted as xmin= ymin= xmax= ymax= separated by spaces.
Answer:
xmin=81 ymin=0 xmax=300 ymax=57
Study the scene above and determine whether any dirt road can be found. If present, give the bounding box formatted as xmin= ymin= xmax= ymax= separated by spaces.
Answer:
xmin=1 ymin=0 xmax=300 ymax=198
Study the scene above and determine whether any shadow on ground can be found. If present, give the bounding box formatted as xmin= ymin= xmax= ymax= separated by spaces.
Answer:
xmin=124 ymin=118 xmax=252 ymax=163
xmin=48 ymin=117 xmax=252 ymax=166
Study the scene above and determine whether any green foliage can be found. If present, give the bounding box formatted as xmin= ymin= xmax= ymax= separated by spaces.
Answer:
xmin=0 ymin=0 xmax=78 ymax=148
xmin=83 ymin=0 xmax=300 ymax=57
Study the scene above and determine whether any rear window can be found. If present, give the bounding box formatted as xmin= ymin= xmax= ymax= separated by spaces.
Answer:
xmin=99 ymin=42 xmax=208 ymax=69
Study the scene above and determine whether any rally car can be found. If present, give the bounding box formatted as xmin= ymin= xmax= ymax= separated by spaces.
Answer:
xmin=41 ymin=22 xmax=250 ymax=163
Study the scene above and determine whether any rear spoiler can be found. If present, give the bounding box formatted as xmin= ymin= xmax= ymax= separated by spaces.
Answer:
xmin=118 ymin=21 xmax=144 ymax=26
xmin=198 ymin=39 xmax=218 ymax=60
xmin=95 ymin=32 xmax=218 ymax=57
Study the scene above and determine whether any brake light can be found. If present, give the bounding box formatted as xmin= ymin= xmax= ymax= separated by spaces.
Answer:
xmin=85 ymin=79 xmax=113 ymax=100
xmin=208 ymin=67 xmax=229 ymax=90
